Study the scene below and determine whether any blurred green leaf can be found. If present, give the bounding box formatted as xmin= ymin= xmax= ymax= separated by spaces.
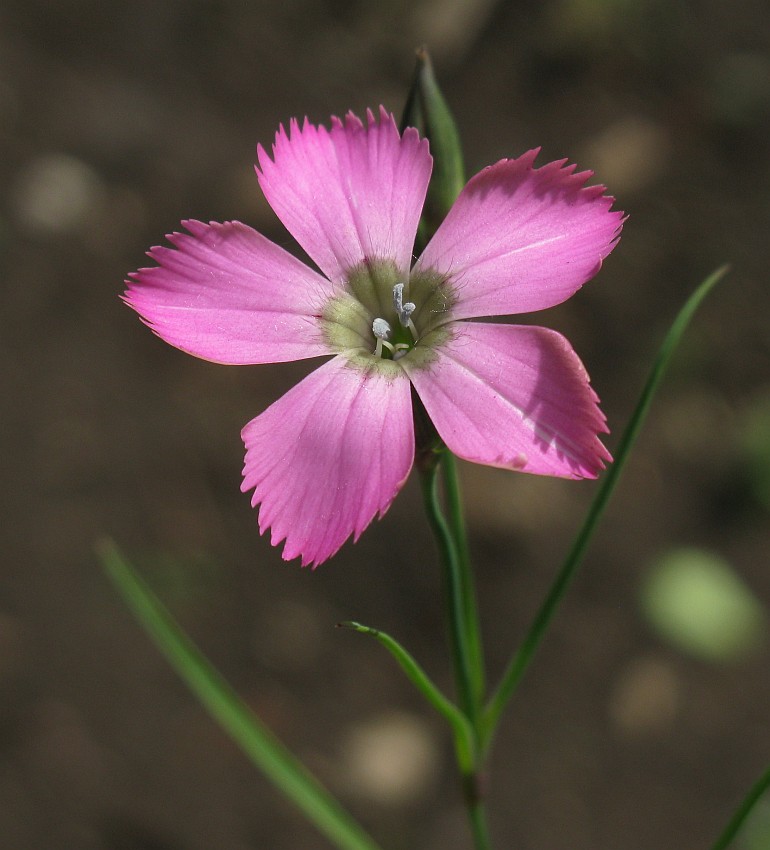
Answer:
xmin=712 ymin=766 xmax=770 ymax=850
xmin=98 ymin=540 xmax=382 ymax=850
xmin=739 ymin=798 xmax=770 ymax=850
xmin=641 ymin=547 xmax=766 ymax=661
xmin=741 ymin=393 xmax=770 ymax=510
xmin=132 ymin=548 xmax=223 ymax=607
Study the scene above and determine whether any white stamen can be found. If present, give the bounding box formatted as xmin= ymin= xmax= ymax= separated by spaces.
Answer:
xmin=392 ymin=343 xmax=411 ymax=361
xmin=393 ymin=282 xmax=416 ymax=328
xmin=372 ymin=317 xmax=392 ymax=340
xmin=372 ymin=317 xmax=394 ymax=358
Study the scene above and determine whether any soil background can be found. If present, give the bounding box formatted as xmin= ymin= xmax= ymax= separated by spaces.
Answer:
xmin=2 ymin=1 xmax=770 ymax=848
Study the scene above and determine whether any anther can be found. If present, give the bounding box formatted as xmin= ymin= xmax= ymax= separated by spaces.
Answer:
xmin=393 ymin=283 xmax=416 ymax=328
xmin=372 ymin=318 xmax=392 ymax=340
xmin=372 ymin=317 xmax=394 ymax=358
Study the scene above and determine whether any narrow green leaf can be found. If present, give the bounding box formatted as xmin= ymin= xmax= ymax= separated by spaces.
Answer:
xmin=339 ymin=620 xmax=474 ymax=772
xmin=710 ymin=765 xmax=770 ymax=850
xmin=738 ymin=797 xmax=770 ymax=850
xmin=483 ymin=265 xmax=730 ymax=744
xmin=739 ymin=393 xmax=770 ymax=510
xmin=98 ymin=540 xmax=382 ymax=850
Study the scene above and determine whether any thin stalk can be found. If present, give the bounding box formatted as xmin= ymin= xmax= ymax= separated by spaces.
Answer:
xmin=339 ymin=621 xmax=475 ymax=773
xmin=483 ymin=265 xmax=728 ymax=746
xmin=709 ymin=764 xmax=770 ymax=850
xmin=468 ymin=800 xmax=494 ymax=850
xmin=419 ymin=462 xmax=493 ymax=850
xmin=441 ymin=451 xmax=486 ymax=707
xmin=419 ymin=461 xmax=479 ymax=727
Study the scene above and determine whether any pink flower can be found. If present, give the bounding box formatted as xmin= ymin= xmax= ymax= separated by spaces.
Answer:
xmin=125 ymin=108 xmax=623 ymax=567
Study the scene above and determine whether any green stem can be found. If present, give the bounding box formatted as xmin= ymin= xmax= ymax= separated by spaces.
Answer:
xmin=339 ymin=621 xmax=475 ymax=774
xmin=483 ymin=265 xmax=728 ymax=747
xmin=441 ymin=452 xmax=485 ymax=706
xmin=710 ymin=765 xmax=770 ymax=850
xmin=419 ymin=459 xmax=478 ymax=726
xmin=468 ymin=799 xmax=494 ymax=850
xmin=419 ymin=459 xmax=493 ymax=850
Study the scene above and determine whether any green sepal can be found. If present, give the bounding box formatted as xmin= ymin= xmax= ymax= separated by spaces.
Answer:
xmin=401 ymin=47 xmax=465 ymax=246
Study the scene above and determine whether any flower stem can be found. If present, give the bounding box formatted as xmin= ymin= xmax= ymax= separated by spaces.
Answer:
xmin=467 ymin=797 xmax=494 ymax=850
xmin=419 ymin=455 xmax=492 ymax=849
xmin=419 ymin=458 xmax=479 ymax=726
xmin=440 ymin=452 xmax=486 ymax=706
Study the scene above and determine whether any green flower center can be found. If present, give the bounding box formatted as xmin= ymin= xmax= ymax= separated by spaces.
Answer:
xmin=321 ymin=259 xmax=455 ymax=370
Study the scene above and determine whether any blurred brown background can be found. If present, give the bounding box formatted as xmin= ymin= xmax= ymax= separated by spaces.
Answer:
xmin=2 ymin=0 xmax=770 ymax=848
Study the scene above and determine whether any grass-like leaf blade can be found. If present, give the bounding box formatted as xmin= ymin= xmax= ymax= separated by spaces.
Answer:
xmin=710 ymin=764 xmax=770 ymax=850
xmin=98 ymin=539 xmax=383 ymax=850
xmin=483 ymin=265 xmax=729 ymax=743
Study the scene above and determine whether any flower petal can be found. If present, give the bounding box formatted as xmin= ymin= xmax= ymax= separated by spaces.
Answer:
xmin=402 ymin=323 xmax=611 ymax=478
xmin=124 ymin=220 xmax=335 ymax=364
xmin=241 ymin=356 xmax=414 ymax=567
xmin=416 ymin=151 xmax=624 ymax=320
xmin=257 ymin=108 xmax=432 ymax=284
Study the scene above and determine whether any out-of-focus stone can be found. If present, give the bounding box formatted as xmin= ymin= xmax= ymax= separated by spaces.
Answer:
xmin=339 ymin=711 xmax=440 ymax=806
xmin=609 ymin=655 xmax=681 ymax=736
xmin=12 ymin=153 xmax=104 ymax=235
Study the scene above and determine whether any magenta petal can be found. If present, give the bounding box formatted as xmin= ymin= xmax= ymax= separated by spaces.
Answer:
xmin=241 ymin=357 xmax=414 ymax=567
xmin=124 ymin=220 xmax=335 ymax=364
xmin=257 ymin=108 xmax=432 ymax=284
xmin=416 ymin=151 xmax=624 ymax=319
xmin=402 ymin=323 xmax=611 ymax=479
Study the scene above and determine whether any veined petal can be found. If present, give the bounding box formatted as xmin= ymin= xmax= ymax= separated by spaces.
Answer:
xmin=257 ymin=107 xmax=432 ymax=284
xmin=402 ymin=323 xmax=611 ymax=479
xmin=415 ymin=151 xmax=624 ymax=320
xmin=241 ymin=356 xmax=414 ymax=567
xmin=124 ymin=220 xmax=335 ymax=364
